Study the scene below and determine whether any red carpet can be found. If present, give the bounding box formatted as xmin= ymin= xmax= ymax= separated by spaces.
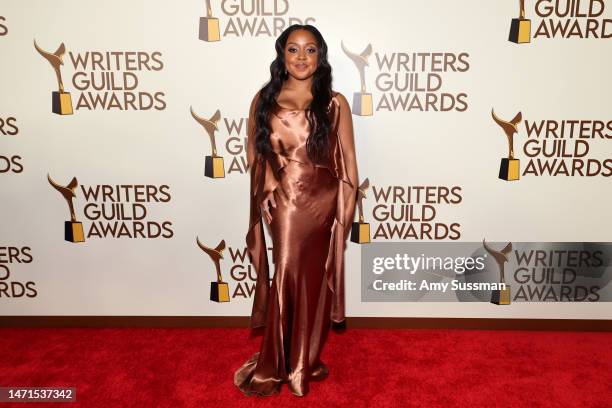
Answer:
xmin=0 ymin=327 xmax=610 ymax=407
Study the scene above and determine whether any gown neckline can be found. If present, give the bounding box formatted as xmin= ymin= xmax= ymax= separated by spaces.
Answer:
xmin=272 ymin=94 xmax=337 ymax=118
xmin=272 ymin=100 xmax=308 ymax=119
xmin=274 ymin=99 xmax=310 ymax=112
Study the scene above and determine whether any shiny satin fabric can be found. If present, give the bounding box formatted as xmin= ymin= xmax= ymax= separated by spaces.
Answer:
xmin=235 ymin=92 xmax=354 ymax=397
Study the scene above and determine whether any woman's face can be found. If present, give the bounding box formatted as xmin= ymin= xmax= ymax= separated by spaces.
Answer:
xmin=283 ymin=29 xmax=319 ymax=80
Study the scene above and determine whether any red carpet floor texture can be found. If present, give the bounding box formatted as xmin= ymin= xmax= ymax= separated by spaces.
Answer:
xmin=0 ymin=327 xmax=610 ymax=407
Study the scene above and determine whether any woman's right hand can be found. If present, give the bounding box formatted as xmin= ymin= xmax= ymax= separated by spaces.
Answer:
xmin=261 ymin=190 xmax=277 ymax=225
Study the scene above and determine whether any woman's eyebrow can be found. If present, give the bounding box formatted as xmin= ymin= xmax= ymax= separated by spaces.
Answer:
xmin=286 ymin=42 xmax=317 ymax=46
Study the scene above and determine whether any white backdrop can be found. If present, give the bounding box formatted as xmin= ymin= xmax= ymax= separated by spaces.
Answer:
xmin=1 ymin=0 xmax=611 ymax=319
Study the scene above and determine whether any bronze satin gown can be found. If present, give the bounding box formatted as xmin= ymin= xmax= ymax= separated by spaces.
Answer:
xmin=234 ymin=92 xmax=354 ymax=396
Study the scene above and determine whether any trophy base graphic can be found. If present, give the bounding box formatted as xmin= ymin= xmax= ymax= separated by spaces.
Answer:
xmin=64 ymin=221 xmax=85 ymax=243
xmin=350 ymin=222 xmax=371 ymax=244
xmin=210 ymin=281 xmax=230 ymax=302
xmin=199 ymin=17 xmax=220 ymax=42
xmin=509 ymin=19 xmax=531 ymax=44
xmin=205 ymin=156 xmax=225 ymax=178
xmin=499 ymin=158 xmax=520 ymax=181
xmin=491 ymin=285 xmax=511 ymax=305
xmin=52 ymin=91 xmax=73 ymax=115
xmin=352 ymin=93 xmax=373 ymax=116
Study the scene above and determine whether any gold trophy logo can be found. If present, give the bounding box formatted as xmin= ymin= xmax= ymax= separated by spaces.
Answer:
xmin=483 ymin=239 xmax=512 ymax=305
xmin=341 ymin=41 xmax=373 ymax=116
xmin=492 ymin=109 xmax=522 ymax=181
xmin=47 ymin=174 xmax=85 ymax=243
xmin=199 ymin=0 xmax=221 ymax=42
xmin=351 ymin=177 xmax=371 ymax=244
xmin=34 ymin=40 xmax=73 ymax=115
xmin=196 ymin=237 xmax=229 ymax=302
xmin=190 ymin=107 xmax=224 ymax=178
xmin=509 ymin=0 xmax=531 ymax=44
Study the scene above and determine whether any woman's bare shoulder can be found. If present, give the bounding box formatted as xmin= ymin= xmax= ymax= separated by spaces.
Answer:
xmin=331 ymin=90 xmax=350 ymax=110
xmin=249 ymin=90 xmax=262 ymax=113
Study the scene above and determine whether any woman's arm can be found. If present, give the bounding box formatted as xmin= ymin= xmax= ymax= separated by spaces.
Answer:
xmin=335 ymin=92 xmax=359 ymax=241
xmin=247 ymin=91 xmax=278 ymax=224
xmin=246 ymin=92 xmax=260 ymax=170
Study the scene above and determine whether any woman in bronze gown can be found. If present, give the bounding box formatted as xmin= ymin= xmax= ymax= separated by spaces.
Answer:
xmin=234 ymin=24 xmax=359 ymax=397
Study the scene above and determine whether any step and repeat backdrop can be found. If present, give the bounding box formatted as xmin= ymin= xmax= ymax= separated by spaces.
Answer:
xmin=1 ymin=0 xmax=611 ymax=319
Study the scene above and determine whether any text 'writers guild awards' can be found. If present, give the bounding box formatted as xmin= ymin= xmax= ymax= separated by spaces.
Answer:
xmin=351 ymin=177 xmax=371 ymax=244
xmin=47 ymin=174 xmax=85 ymax=243
xmin=197 ymin=238 xmax=230 ymax=302
xmin=34 ymin=40 xmax=73 ymax=115
xmin=509 ymin=0 xmax=531 ymax=43
xmin=491 ymin=109 xmax=522 ymax=181
xmin=199 ymin=0 xmax=220 ymax=42
xmin=190 ymin=107 xmax=225 ymax=178
xmin=483 ymin=239 xmax=512 ymax=305
xmin=341 ymin=41 xmax=373 ymax=116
